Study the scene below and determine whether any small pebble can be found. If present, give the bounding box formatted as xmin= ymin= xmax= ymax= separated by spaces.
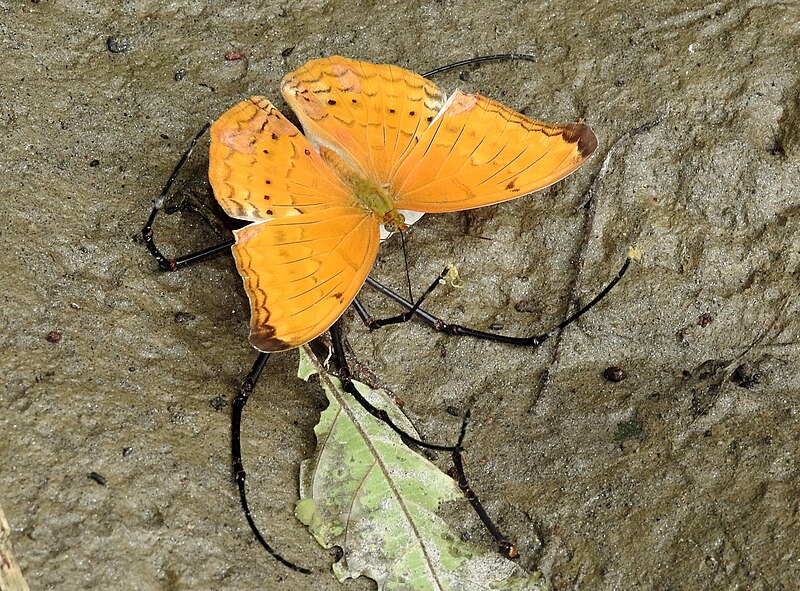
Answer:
xmin=210 ymin=396 xmax=228 ymax=411
xmin=88 ymin=472 xmax=107 ymax=486
xmin=174 ymin=311 xmax=196 ymax=323
xmin=603 ymin=366 xmax=627 ymax=382
xmin=106 ymin=37 xmax=130 ymax=54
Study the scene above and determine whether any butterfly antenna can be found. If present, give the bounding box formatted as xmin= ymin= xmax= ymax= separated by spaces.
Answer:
xmin=422 ymin=53 xmax=536 ymax=78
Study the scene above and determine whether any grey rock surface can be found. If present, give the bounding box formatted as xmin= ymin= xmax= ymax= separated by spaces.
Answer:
xmin=1 ymin=1 xmax=798 ymax=589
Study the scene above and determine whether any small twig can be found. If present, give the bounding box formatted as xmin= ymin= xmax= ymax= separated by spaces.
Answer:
xmin=0 ymin=503 xmax=30 ymax=591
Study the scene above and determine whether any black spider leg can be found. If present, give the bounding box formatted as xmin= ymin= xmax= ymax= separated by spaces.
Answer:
xmin=353 ymin=257 xmax=631 ymax=346
xmin=421 ymin=53 xmax=536 ymax=78
xmin=449 ymin=407 xmax=518 ymax=559
xmin=353 ymin=266 xmax=457 ymax=330
xmin=232 ymin=352 xmax=312 ymax=573
xmin=141 ymin=122 xmax=235 ymax=271
xmin=327 ymin=321 xmax=516 ymax=556
xmin=328 ymin=320 xmax=456 ymax=453
xmin=143 ymin=127 xmax=313 ymax=571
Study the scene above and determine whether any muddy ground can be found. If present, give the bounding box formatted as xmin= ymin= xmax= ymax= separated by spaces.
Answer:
xmin=1 ymin=1 xmax=798 ymax=589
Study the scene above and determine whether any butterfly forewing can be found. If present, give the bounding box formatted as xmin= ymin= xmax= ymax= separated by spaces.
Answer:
xmin=281 ymin=56 xmax=446 ymax=184
xmin=209 ymin=97 xmax=355 ymax=221
xmin=390 ymin=91 xmax=598 ymax=213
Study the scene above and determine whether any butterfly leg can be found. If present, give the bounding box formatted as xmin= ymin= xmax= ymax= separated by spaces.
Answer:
xmin=357 ymin=257 xmax=631 ymax=347
xmin=328 ymin=320 xmax=518 ymax=558
xmin=231 ymin=351 xmax=313 ymax=573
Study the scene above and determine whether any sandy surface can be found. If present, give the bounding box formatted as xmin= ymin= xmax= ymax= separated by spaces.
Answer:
xmin=1 ymin=1 xmax=798 ymax=589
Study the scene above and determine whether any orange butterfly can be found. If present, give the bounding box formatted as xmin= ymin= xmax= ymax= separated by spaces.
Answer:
xmin=208 ymin=56 xmax=597 ymax=352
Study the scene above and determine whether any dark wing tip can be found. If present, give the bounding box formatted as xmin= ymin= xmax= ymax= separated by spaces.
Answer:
xmin=250 ymin=326 xmax=294 ymax=353
xmin=563 ymin=123 xmax=598 ymax=159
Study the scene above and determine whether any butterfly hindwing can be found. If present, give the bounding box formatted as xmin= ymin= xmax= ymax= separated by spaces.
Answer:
xmin=232 ymin=207 xmax=380 ymax=352
xmin=390 ymin=90 xmax=598 ymax=213
xmin=281 ymin=56 xmax=446 ymax=183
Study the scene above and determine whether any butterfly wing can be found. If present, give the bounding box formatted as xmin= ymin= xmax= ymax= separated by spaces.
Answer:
xmin=281 ymin=56 xmax=446 ymax=183
xmin=209 ymin=96 xmax=355 ymax=221
xmin=209 ymin=96 xmax=380 ymax=352
xmin=390 ymin=90 xmax=598 ymax=213
xmin=232 ymin=208 xmax=380 ymax=352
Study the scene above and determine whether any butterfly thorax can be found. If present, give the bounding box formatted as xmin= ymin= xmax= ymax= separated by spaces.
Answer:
xmin=319 ymin=146 xmax=407 ymax=233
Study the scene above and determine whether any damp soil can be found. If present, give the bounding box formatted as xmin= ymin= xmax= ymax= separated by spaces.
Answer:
xmin=1 ymin=1 xmax=798 ymax=590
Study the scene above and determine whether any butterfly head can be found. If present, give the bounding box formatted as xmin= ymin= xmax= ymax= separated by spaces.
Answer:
xmin=381 ymin=210 xmax=408 ymax=234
